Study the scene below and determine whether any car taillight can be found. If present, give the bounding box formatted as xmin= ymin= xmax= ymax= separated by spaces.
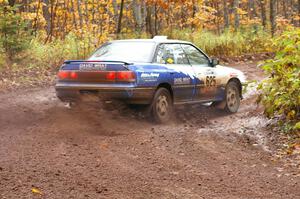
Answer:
xmin=117 ymin=71 xmax=136 ymax=82
xmin=106 ymin=72 xmax=116 ymax=81
xmin=70 ymin=71 xmax=78 ymax=79
xmin=57 ymin=71 xmax=78 ymax=80
xmin=58 ymin=71 xmax=69 ymax=79
xmin=105 ymin=71 xmax=136 ymax=82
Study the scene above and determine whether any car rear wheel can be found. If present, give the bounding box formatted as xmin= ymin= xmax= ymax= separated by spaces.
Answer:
xmin=224 ymin=81 xmax=240 ymax=113
xmin=151 ymin=88 xmax=173 ymax=123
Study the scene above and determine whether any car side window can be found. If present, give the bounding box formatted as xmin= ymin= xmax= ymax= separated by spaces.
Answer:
xmin=155 ymin=44 xmax=189 ymax=65
xmin=181 ymin=44 xmax=210 ymax=65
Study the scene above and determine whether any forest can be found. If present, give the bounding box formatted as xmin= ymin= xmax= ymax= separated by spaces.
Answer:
xmin=1 ymin=0 xmax=300 ymax=40
xmin=0 ymin=0 xmax=299 ymax=134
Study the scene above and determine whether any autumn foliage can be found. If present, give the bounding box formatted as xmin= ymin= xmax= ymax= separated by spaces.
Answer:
xmin=258 ymin=29 xmax=300 ymax=134
xmin=1 ymin=0 xmax=299 ymax=44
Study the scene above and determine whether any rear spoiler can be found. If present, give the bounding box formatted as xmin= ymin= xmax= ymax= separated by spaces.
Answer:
xmin=64 ymin=60 xmax=133 ymax=65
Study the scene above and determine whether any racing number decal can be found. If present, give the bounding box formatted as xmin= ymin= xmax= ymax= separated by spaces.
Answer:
xmin=206 ymin=76 xmax=216 ymax=87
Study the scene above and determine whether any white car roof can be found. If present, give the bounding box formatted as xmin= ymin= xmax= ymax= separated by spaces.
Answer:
xmin=110 ymin=38 xmax=193 ymax=45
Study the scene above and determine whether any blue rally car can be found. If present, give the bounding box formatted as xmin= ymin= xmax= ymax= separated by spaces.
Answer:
xmin=55 ymin=36 xmax=246 ymax=123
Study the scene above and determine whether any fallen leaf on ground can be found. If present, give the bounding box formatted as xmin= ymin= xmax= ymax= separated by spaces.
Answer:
xmin=32 ymin=188 xmax=42 ymax=195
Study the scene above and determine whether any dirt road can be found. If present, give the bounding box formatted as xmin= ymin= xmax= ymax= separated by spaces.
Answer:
xmin=0 ymin=63 xmax=299 ymax=199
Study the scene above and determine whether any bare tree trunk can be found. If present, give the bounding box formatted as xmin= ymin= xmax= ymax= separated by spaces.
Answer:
xmin=191 ymin=0 xmax=198 ymax=31
xmin=233 ymin=0 xmax=240 ymax=31
xmin=116 ymin=0 xmax=124 ymax=34
xmin=154 ymin=2 xmax=158 ymax=35
xmin=146 ymin=6 xmax=153 ymax=37
xmin=180 ymin=4 xmax=184 ymax=30
xmin=133 ymin=0 xmax=143 ymax=34
xmin=298 ymin=0 xmax=300 ymax=26
xmin=290 ymin=2 xmax=293 ymax=20
xmin=141 ymin=1 xmax=147 ymax=32
xmin=8 ymin=0 xmax=15 ymax=7
xmin=248 ymin=0 xmax=257 ymax=19
xmin=62 ymin=0 xmax=68 ymax=39
xmin=84 ymin=0 xmax=89 ymax=27
xmin=282 ymin=0 xmax=292 ymax=20
xmin=287 ymin=0 xmax=294 ymax=25
xmin=259 ymin=0 xmax=267 ymax=29
xmin=96 ymin=3 xmax=102 ymax=37
xmin=270 ymin=0 xmax=276 ymax=37
xmin=20 ymin=0 xmax=28 ymax=12
xmin=91 ymin=0 xmax=96 ymax=36
xmin=33 ymin=0 xmax=41 ymax=36
xmin=214 ymin=1 xmax=221 ymax=34
xmin=77 ymin=0 xmax=83 ymax=30
xmin=112 ymin=0 xmax=119 ymax=25
xmin=70 ymin=0 xmax=77 ymax=29
xmin=223 ymin=0 xmax=229 ymax=29
xmin=42 ymin=0 xmax=51 ymax=36
xmin=282 ymin=0 xmax=287 ymax=18
xmin=45 ymin=0 xmax=55 ymax=43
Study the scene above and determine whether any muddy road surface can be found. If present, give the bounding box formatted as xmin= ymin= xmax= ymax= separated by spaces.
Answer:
xmin=0 ymin=63 xmax=299 ymax=199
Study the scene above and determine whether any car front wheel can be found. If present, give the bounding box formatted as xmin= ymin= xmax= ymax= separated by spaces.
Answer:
xmin=224 ymin=81 xmax=241 ymax=113
xmin=151 ymin=88 xmax=173 ymax=123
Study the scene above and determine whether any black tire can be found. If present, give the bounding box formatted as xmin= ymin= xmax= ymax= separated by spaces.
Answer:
xmin=224 ymin=81 xmax=241 ymax=113
xmin=151 ymin=88 xmax=173 ymax=123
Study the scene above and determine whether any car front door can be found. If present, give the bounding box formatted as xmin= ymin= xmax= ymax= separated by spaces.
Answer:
xmin=155 ymin=43 xmax=196 ymax=103
xmin=181 ymin=44 xmax=218 ymax=101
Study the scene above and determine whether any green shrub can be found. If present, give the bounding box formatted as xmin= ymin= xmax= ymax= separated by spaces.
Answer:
xmin=258 ymin=29 xmax=300 ymax=134
xmin=0 ymin=5 xmax=31 ymax=61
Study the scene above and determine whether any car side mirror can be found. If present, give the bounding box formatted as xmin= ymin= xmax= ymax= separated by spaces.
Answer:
xmin=211 ymin=59 xmax=219 ymax=67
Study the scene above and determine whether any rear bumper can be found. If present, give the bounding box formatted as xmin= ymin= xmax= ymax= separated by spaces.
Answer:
xmin=55 ymin=82 xmax=155 ymax=104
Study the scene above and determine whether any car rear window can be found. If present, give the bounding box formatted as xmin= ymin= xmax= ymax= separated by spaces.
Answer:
xmin=89 ymin=41 xmax=155 ymax=63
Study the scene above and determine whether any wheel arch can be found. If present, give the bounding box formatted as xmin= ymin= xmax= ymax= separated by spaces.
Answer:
xmin=156 ymin=82 xmax=173 ymax=102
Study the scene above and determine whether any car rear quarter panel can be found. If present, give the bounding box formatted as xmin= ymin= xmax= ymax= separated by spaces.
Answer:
xmin=129 ymin=64 xmax=173 ymax=87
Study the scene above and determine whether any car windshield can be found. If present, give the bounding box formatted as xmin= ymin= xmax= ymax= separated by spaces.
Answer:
xmin=89 ymin=41 xmax=155 ymax=63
